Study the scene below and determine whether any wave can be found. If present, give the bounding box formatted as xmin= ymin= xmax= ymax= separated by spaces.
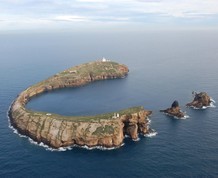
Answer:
xmin=28 ymin=138 xmax=125 ymax=151
xmin=163 ymin=112 xmax=189 ymax=120
xmin=144 ymin=117 xmax=157 ymax=137
xmin=132 ymin=137 xmax=140 ymax=142
xmin=210 ymin=97 xmax=216 ymax=103
xmin=147 ymin=118 xmax=151 ymax=124
xmin=173 ymin=114 xmax=190 ymax=120
xmin=190 ymin=98 xmax=216 ymax=110
xmin=209 ymin=98 xmax=216 ymax=108
xmin=144 ymin=129 xmax=158 ymax=137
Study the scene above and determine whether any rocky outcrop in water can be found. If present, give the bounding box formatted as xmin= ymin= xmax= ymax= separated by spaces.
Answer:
xmin=9 ymin=61 xmax=153 ymax=149
xmin=160 ymin=100 xmax=185 ymax=118
xmin=186 ymin=92 xmax=212 ymax=109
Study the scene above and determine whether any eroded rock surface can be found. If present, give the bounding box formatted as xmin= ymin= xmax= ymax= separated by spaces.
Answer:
xmin=160 ymin=100 xmax=185 ymax=118
xmin=9 ymin=61 xmax=152 ymax=149
xmin=186 ymin=92 xmax=212 ymax=109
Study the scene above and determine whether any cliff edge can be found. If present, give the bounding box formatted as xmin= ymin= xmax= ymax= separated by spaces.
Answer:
xmin=9 ymin=61 xmax=152 ymax=149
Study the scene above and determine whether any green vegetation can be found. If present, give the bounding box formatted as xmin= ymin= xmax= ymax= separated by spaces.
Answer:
xmin=25 ymin=106 xmax=142 ymax=122
xmin=25 ymin=61 xmax=125 ymax=94
xmin=58 ymin=61 xmax=123 ymax=78
xmin=93 ymin=125 xmax=114 ymax=136
xmin=14 ymin=60 xmax=135 ymax=123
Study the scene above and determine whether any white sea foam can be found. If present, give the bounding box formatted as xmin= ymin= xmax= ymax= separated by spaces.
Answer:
xmin=189 ymin=106 xmax=203 ymax=110
xmin=182 ymin=114 xmax=190 ymax=119
xmin=77 ymin=143 xmax=125 ymax=151
xmin=7 ymin=102 xmax=27 ymax=139
xmin=147 ymin=118 xmax=151 ymax=124
xmin=209 ymin=101 xmax=216 ymax=108
xmin=210 ymin=97 xmax=216 ymax=103
xmin=26 ymin=135 xmax=126 ymax=152
xmin=132 ymin=137 xmax=140 ymax=142
xmin=173 ymin=114 xmax=190 ymax=120
xmin=144 ymin=130 xmax=158 ymax=137
xmin=164 ymin=112 xmax=189 ymax=120
xmin=144 ymin=117 xmax=157 ymax=137
xmin=190 ymin=99 xmax=216 ymax=110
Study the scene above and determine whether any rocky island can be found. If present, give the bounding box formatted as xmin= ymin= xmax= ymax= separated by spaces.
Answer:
xmin=186 ymin=91 xmax=213 ymax=109
xmin=160 ymin=100 xmax=186 ymax=119
xmin=9 ymin=60 xmax=153 ymax=149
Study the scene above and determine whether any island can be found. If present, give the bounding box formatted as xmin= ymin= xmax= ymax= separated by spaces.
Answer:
xmin=160 ymin=100 xmax=186 ymax=119
xmin=186 ymin=91 xmax=213 ymax=109
xmin=8 ymin=60 xmax=153 ymax=149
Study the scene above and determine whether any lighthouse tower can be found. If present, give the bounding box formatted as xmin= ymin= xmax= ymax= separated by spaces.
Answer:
xmin=102 ymin=57 xmax=107 ymax=62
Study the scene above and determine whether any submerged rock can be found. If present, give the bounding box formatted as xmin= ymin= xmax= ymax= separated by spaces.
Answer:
xmin=160 ymin=100 xmax=185 ymax=118
xmin=186 ymin=91 xmax=212 ymax=109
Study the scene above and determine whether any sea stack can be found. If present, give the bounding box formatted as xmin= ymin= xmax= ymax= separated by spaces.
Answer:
xmin=186 ymin=91 xmax=212 ymax=109
xmin=160 ymin=100 xmax=185 ymax=118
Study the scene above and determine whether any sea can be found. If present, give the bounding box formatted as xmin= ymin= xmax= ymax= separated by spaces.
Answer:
xmin=0 ymin=30 xmax=218 ymax=177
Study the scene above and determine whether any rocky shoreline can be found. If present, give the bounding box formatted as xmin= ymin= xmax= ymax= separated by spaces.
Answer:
xmin=9 ymin=61 xmax=153 ymax=149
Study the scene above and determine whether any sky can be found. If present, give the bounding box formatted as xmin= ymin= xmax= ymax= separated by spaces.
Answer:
xmin=1 ymin=0 xmax=218 ymax=31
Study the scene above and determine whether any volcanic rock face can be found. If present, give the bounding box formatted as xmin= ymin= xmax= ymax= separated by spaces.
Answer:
xmin=9 ymin=61 xmax=152 ymax=149
xmin=160 ymin=100 xmax=185 ymax=118
xmin=186 ymin=92 xmax=212 ymax=109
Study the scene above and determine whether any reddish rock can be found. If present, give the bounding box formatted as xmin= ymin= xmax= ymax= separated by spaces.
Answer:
xmin=160 ymin=100 xmax=185 ymax=118
xmin=9 ymin=61 xmax=152 ymax=149
xmin=186 ymin=92 xmax=212 ymax=109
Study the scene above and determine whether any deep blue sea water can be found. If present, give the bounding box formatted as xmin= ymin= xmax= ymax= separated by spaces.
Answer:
xmin=0 ymin=30 xmax=218 ymax=177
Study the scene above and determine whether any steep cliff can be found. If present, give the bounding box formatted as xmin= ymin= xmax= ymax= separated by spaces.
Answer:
xmin=9 ymin=61 xmax=152 ymax=149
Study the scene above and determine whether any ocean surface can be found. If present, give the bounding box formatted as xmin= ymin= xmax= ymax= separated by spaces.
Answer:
xmin=0 ymin=30 xmax=218 ymax=177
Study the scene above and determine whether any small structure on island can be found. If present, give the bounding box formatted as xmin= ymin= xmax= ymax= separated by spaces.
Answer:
xmin=102 ymin=57 xmax=110 ymax=62
xmin=69 ymin=70 xmax=77 ymax=74
xmin=112 ymin=113 xmax=120 ymax=119
xmin=9 ymin=60 xmax=153 ymax=149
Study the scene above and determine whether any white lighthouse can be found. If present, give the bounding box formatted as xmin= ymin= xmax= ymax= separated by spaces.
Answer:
xmin=102 ymin=57 xmax=107 ymax=62
xmin=102 ymin=57 xmax=110 ymax=62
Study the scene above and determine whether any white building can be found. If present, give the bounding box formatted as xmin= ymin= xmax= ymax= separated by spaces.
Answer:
xmin=102 ymin=57 xmax=110 ymax=62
